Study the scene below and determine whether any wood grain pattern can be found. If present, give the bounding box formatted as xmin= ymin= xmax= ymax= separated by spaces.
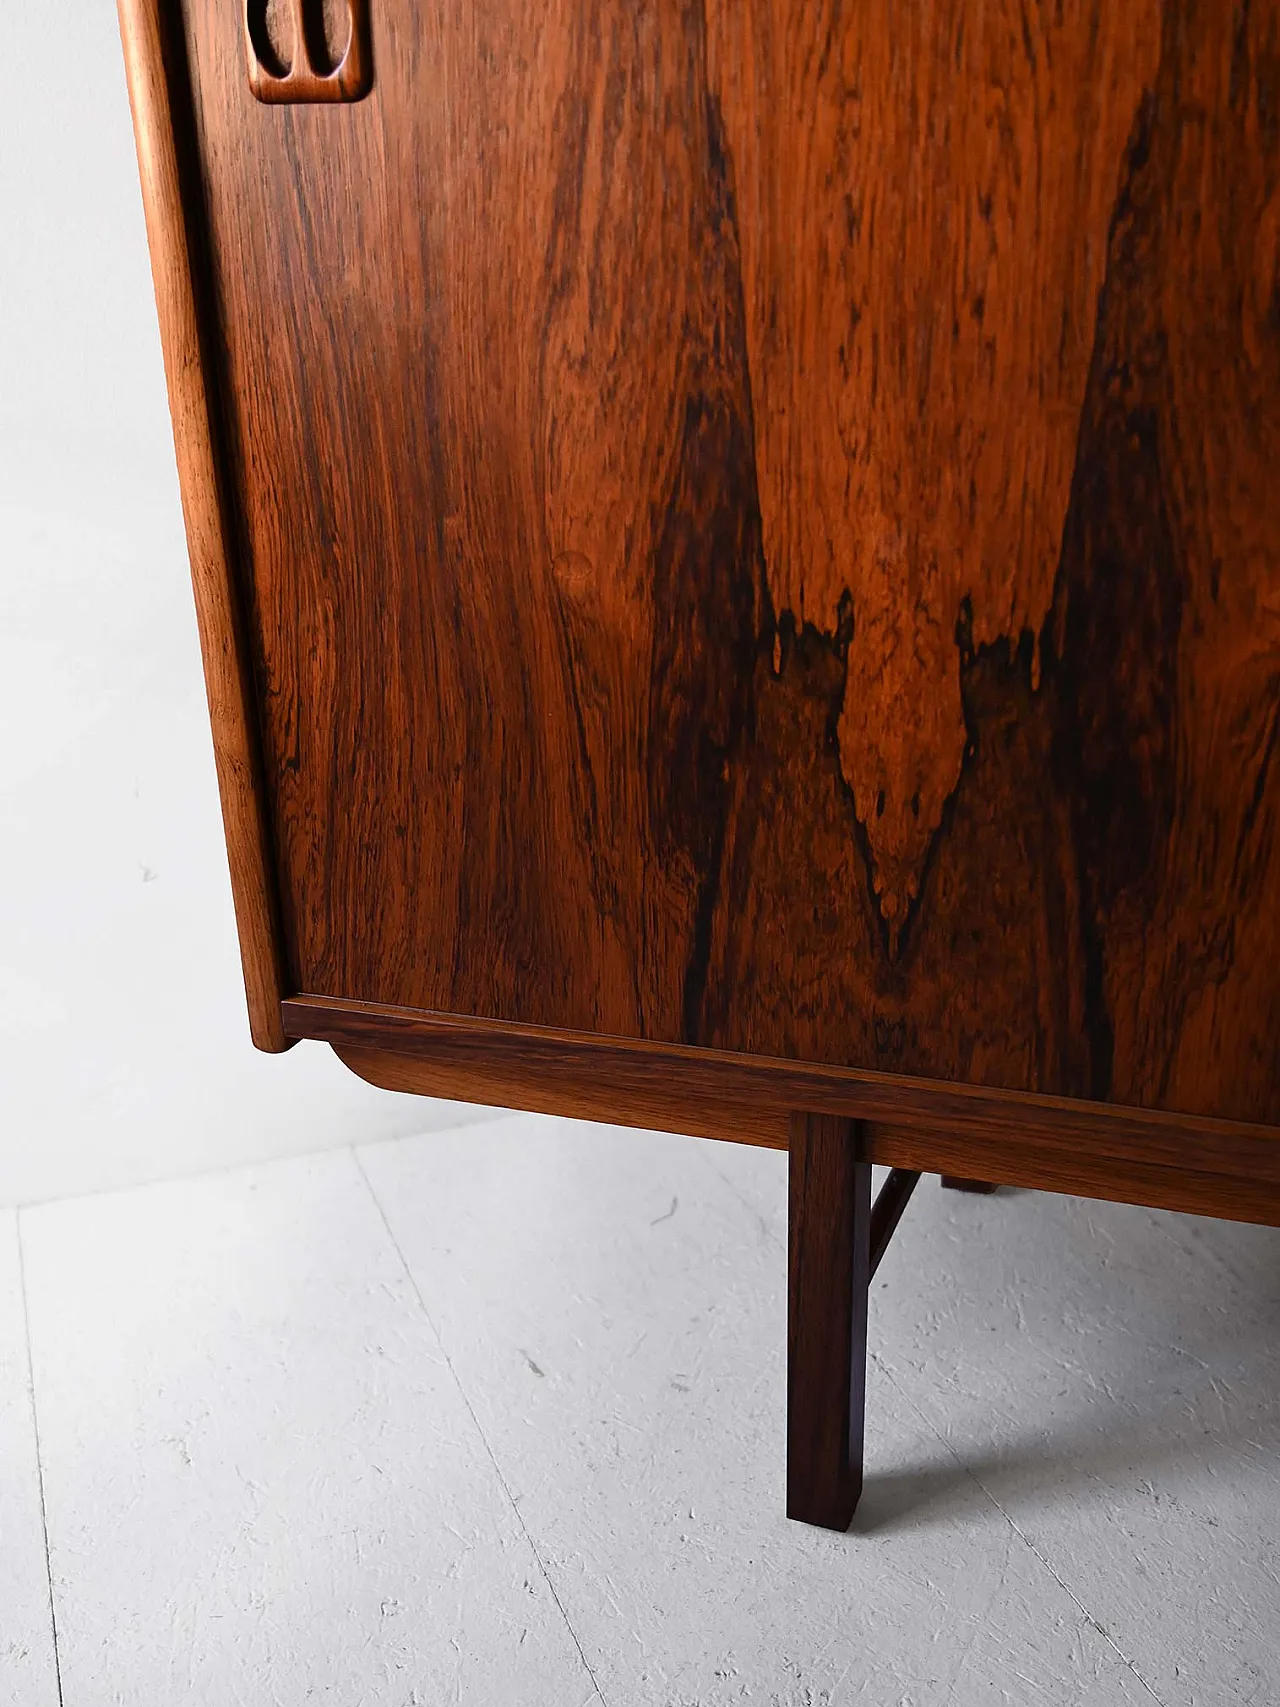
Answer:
xmin=337 ymin=1033 xmax=1280 ymax=1225
xmin=117 ymin=0 xmax=291 ymax=1051
xmin=787 ymin=1113 xmax=868 ymax=1530
xmin=145 ymin=2 xmax=1280 ymax=1131
xmin=696 ymin=1 xmax=1280 ymax=1119
xmin=865 ymin=1127 xmax=1280 ymax=1225
xmin=332 ymin=1040 xmax=792 ymax=1150
xmin=704 ymin=0 xmax=1163 ymax=943
xmin=245 ymin=0 xmax=372 ymax=105
xmin=288 ymin=995 xmax=1280 ymax=1224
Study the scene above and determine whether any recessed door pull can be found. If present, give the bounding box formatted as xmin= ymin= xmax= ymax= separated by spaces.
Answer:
xmin=245 ymin=0 xmax=371 ymax=104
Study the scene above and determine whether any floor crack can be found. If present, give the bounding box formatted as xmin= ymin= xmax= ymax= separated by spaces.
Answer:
xmin=352 ymin=1147 xmax=610 ymax=1707
xmin=16 ymin=1212 xmax=66 ymax=1707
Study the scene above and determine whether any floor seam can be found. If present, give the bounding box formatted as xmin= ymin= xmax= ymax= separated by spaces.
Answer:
xmin=8 ymin=1113 xmax=510 ymax=1214
xmin=870 ymin=1351 xmax=1171 ymax=1707
xmin=351 ymin=1147 xmax=610 ymax=1707
xmin=16 ymin=1212 xmax=66 ymax=1707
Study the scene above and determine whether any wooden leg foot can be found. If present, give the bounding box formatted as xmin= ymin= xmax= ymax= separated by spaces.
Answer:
xmin=787 ymin=1112 xmax=870 ymax=1530
xmin=941 ymin=1176 xmax=998 ymax=1193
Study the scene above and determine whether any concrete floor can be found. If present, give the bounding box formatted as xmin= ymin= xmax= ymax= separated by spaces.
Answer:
xmin=3 ymin=1111 xmax=1278 ymax=1706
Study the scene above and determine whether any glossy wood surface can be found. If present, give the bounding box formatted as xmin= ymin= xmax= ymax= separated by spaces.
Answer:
xmin=117 ymin=0 xmax=291 ymax=1050
xmin=289 ymin=996 xmax=1280 ymax=1225
xmin=158 ymin=2 xmax=1279 ymax=1129
xmin=787 ymin=1114 xmax=869 ymax=1530
xmin=336 ymin=1038 xmax=792 ymax=1150
xmin=345 ymin=1049 xmax=1280 ymax=1224
xmin=244 ymin=0 xmax=372 ymax=104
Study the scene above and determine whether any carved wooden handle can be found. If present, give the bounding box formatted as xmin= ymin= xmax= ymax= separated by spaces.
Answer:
xmin=245 ymin=0 xmax=370 ymax=104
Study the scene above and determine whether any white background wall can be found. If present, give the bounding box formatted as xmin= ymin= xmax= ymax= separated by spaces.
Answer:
xmin=0 ymin=2 xmax=479 ymax=1205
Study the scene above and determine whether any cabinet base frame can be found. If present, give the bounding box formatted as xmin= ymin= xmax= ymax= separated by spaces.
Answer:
xmin=280 ymin=993 xmax=1280 ymax=1529
xmin=282 ymin=994 xmax=1280 ymax=1228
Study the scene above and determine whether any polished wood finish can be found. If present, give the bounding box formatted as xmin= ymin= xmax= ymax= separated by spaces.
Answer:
xmin=335 ymin=1041 xmax=789 ymax=1149
xmin=788 ymin=1114 xmax=869 ymax=1531
xmin=875 ymin=1129 xmax=1280 ymax=1225
xmin=244 ymin=0 xmax=371 ymax=104
xmin=158 ymin=0 xmax=1280 ymax=1138
xmin=341 ymin=1033 xmax=1280 ymax=1225
xmin=117 ymin=0 xmax=290 ymax=1051
xmin=869 ymin=1170 xmax=922 ymax=1279
xmin=284 ymin=995 xmax=1280 ymax=1224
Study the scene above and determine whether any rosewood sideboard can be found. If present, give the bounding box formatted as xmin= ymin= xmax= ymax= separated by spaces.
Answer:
xmin=119 ymin=0 xmax=1280 ymax=1529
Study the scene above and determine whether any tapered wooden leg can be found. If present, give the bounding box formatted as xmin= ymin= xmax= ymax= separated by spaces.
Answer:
xmin=941 ymin=1176 xmax=998 ymax=1193
xmin=787 ymin=1111 xmax=870 ymax=1530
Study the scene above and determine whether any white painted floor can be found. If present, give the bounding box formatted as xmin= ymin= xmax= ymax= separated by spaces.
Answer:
xmin=3 ymin=1113 xmax=1278 ymax=1707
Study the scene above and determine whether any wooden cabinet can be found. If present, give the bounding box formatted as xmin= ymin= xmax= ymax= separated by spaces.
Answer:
xmin=119 ymin=0 xmax=1280 ymax=1526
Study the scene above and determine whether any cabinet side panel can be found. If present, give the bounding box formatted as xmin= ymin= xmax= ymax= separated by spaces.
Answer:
xmin=117 ymin=0 xmax=292 ymax=1050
